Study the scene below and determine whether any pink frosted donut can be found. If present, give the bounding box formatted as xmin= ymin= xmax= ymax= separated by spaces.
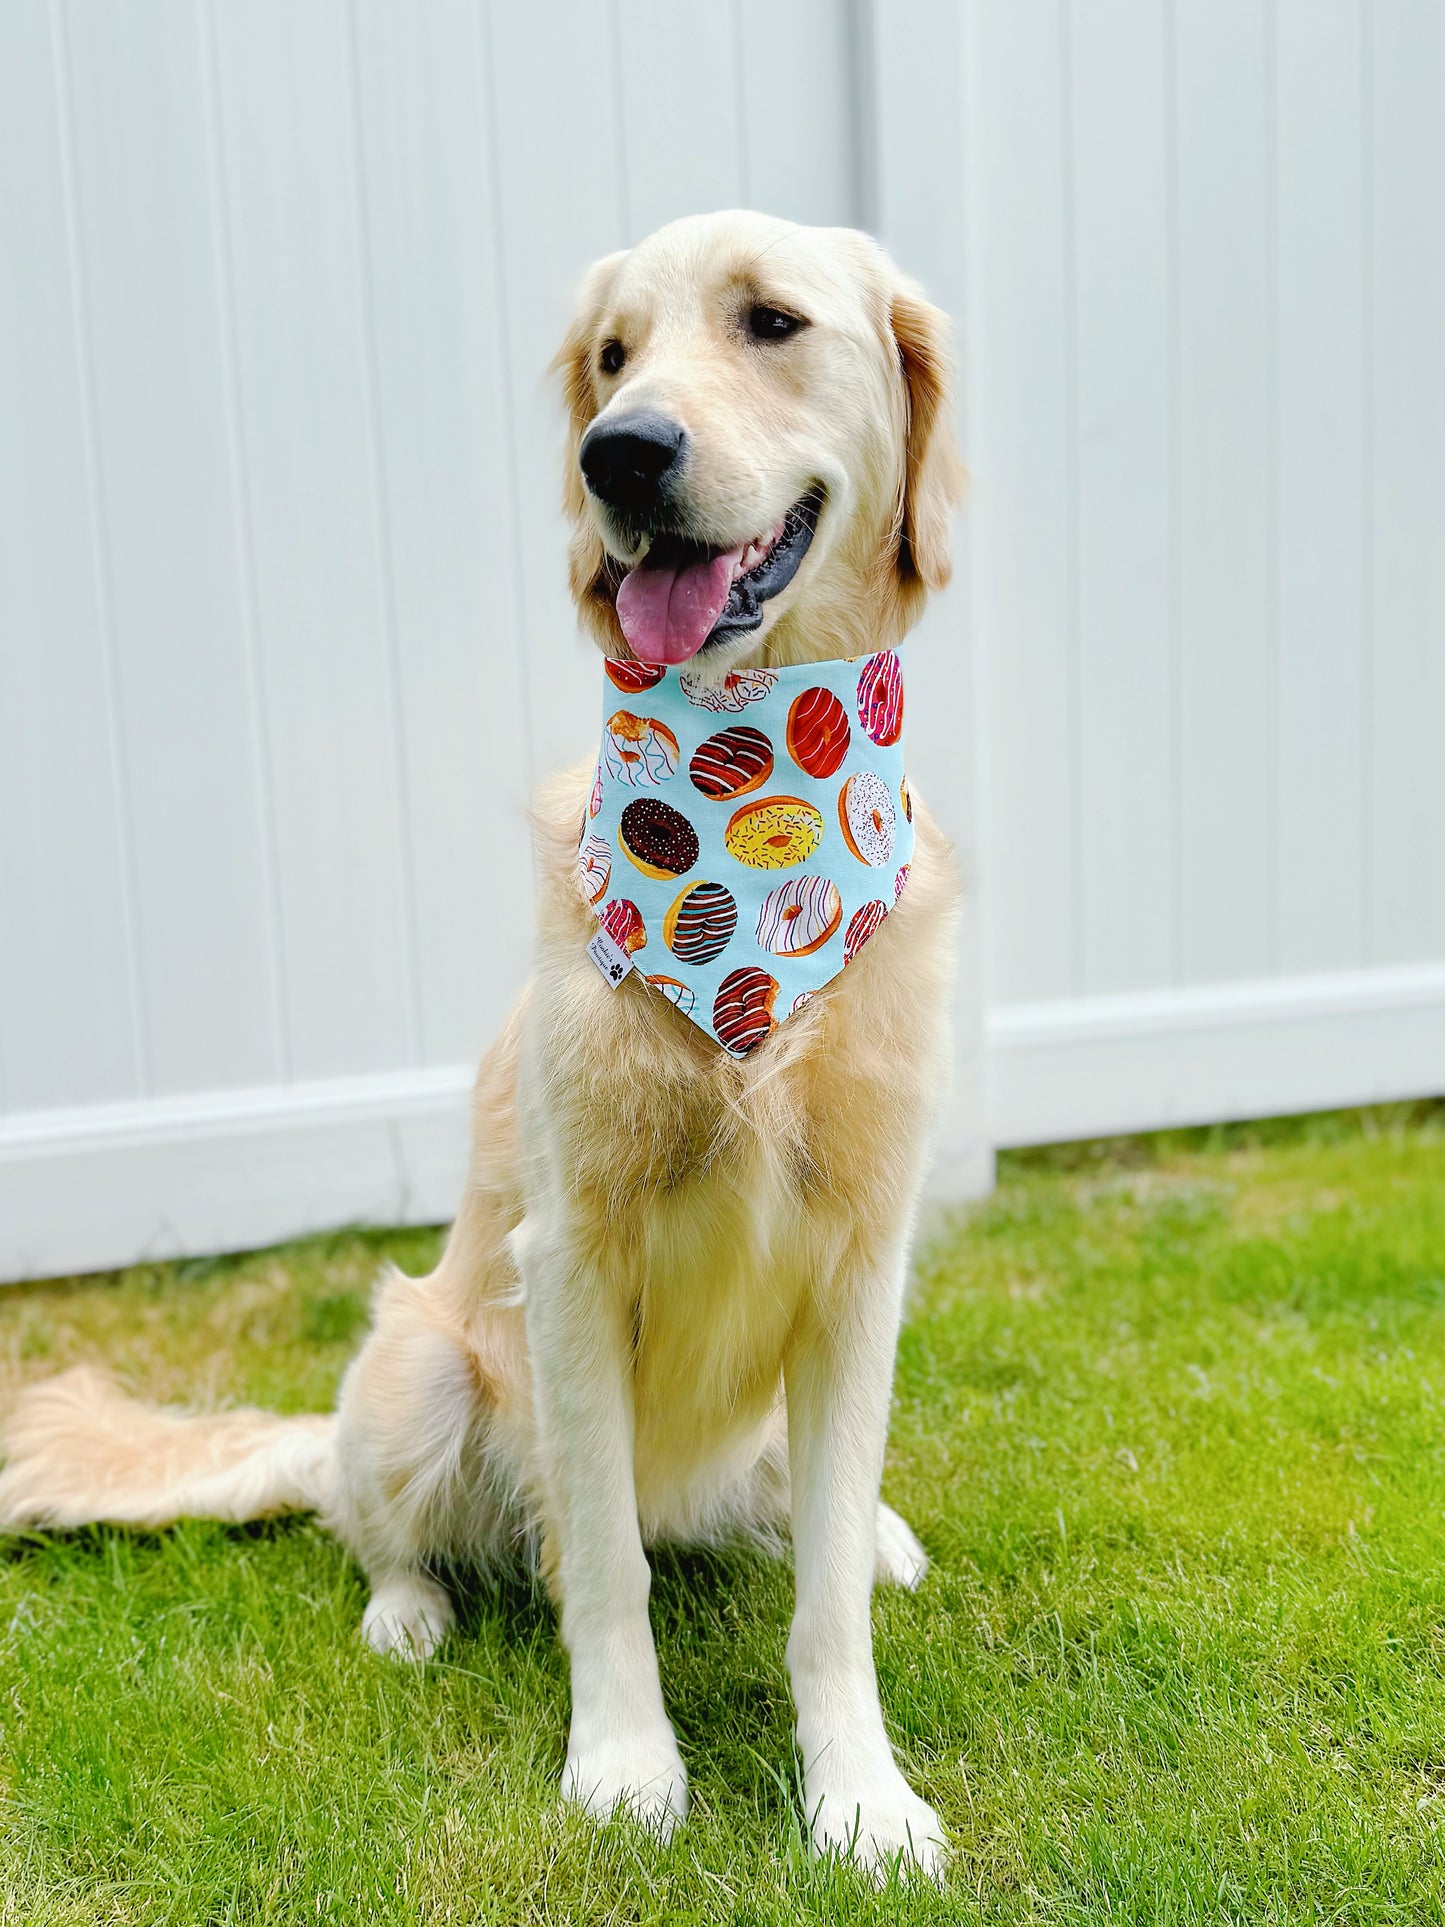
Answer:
xmin=603 ymin=710 xmax=680 ymax=786
xmin=605 ymin=657 xmax=667 ymax=694
xmin=755 ymin=875 xmax=843 ymax=958
xmin=857 ymin=651 xmax=904 ymax=745
xmin=600 ymin=897 xmax=646 ymax=953
xmin=837 ymin=770 xmax=896 ymax=867
xmin=843 ymin=899 xmax=888 ymax=963
xmin=577 ymin=832 xmax=611 ymax=905
xmin=893 ymin=863 xmax=910 ymax=902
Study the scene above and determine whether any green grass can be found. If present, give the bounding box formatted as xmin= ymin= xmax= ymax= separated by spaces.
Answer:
xmin=3 ymin=1105 xmax=1445 ymax=1923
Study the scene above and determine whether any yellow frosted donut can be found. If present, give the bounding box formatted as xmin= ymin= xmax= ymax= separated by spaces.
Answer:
xmin=723 ymin=794 xmax=825 ymax=870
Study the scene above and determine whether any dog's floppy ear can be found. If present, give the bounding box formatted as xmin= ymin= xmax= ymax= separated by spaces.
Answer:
xmin=889 ymin=277 xmax=964 ymax=592
xmin=552 ymin=250 xmax=627 ymax=524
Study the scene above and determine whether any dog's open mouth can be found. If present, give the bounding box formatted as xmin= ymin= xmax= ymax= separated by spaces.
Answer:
xmin=614 ymin=488 xmax=823 ymax=665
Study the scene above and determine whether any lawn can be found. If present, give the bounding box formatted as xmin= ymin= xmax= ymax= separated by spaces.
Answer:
xmin=2 ymin=1106 xmax=1444 ymax=1925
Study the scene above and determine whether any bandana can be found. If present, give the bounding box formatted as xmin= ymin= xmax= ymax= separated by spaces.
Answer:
xmin=575 ymin=649 xmax=914 ymax=1056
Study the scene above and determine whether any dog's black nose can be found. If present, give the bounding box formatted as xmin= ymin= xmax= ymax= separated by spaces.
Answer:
xmin=579 ymin=412 xmax=686 ymax=514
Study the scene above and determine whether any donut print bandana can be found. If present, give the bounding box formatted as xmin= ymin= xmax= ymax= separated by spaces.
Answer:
xmin=578 ymin=650 xmax=914 ymax=1056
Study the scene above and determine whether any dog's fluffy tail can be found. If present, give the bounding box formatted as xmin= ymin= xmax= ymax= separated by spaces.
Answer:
xmin=0 ymin=1366 xmax=336 ymax=1532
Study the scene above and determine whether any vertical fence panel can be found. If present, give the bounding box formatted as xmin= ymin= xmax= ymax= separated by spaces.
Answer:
xmin=349 ymin=0 xmax=533 ymax=1068
xmin=1368 ymin=0 xmax=1445 ymax=965
xmin=1274 ymin=0 xmax=1366 ymax=973
xmin=1067 ymin=0 xmax=1174 ymax=994
xmin=63 ymin=0 xmax=284 ymax=1095
xmin=210 ymin=0 xmax=415 ymax=1079
xmin=967 ymin=0 xmax=1075 ymax=1005
xmin=0 ymin=0 xmax=140 ymax=1113
xmin=612 ymin=2 xmax=745 ymax=239
xmin=736 ymin=0 xmax=858 ymax=227
xmin=1173 ymin=0 xmax=1274 ymax=985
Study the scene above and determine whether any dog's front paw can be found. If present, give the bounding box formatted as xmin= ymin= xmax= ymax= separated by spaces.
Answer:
xmin=361 ymin=1573 xmax=455 ymax=1660
xmin=808 ymin=1768 xmax=946 ymax=1883
xmin=874 ymin=1501 xmax=929 ymax=1590
xmin=562 ymin=1728 xmax=689 ymax=1839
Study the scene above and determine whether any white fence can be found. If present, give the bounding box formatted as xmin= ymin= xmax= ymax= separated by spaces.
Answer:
xmin=968 ymin=0 xmax=1445 ymax=1146
xmin=1 ymin=0 xmax=1441 ymax=1280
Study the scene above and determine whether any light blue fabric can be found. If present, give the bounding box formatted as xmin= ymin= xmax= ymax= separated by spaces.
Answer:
xmin=577 ymin=649 xmax=914 ymax=1055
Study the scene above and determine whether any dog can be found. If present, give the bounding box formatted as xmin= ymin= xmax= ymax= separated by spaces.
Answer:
xmin=0 ymin=211 xmax=964 ymax=1879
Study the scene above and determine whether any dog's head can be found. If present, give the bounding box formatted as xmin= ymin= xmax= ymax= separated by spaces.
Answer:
xmin=554 ymin=212 xmax=963 ymax=674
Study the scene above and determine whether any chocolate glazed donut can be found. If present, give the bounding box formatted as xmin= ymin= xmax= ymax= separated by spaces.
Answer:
xmin=689 ymin=726 xmax=774 ymax=800
xmin=713 ymin=966 xmax=779 ymax=1054
xmin=619 ymin=797 xmax=699 ymax=881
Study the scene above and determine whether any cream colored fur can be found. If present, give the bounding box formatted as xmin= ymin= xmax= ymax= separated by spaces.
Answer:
xmin=0 ymin=212 xmax=964 ymax=1881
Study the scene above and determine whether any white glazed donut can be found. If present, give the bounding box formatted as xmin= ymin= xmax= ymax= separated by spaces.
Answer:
xmin=755 ymin=875 xmax=843 ymax=958
xmin=577 ymin=832 xmax=612 ymax=905
xmin=837 ymin=770 xmax=896 ymax=867
xmin=678 ymin=665 xmax=778 ymax=713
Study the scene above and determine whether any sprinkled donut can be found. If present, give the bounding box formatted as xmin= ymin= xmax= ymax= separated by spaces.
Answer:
xmin=857 ymin=651 xmax=904 ymax=745
xmin=755 ymin=875 xmax=843 ymax=958
xmin=689 ymin=725 xmax=773 ymax=800
xmin=724 ymin=794 xmax=825 ymax=870
xmin=679 ymin=665 xmax=778 ymax=712
xmin=577 ymin=832 xmax=612 ymax=905
xmin=619 ymin=798 xmax=699 ymax=880
xmin=893 ymin=863 xmax=911 ymax=902
xmin=604 ymin=657 xmax=666 ymax=694
xmin=713 ymin=966 xmax=779 ymax=1055
xmin=644 ymin=973 xmax=696 ymax=1016
xmin=663 ymin=880 xmax=738 ymax=965
xmin=785 ymin=686 xmax=851 ymax=778
xmin=603 ymin=710 xmax=679 ymax=786
xmin=599 ymin=897 xmax=646 ymax=954
xmin=843 ymin=899 xmax=888 ymax=963
xmin=837 ymin=770 xmax=896 ymax=867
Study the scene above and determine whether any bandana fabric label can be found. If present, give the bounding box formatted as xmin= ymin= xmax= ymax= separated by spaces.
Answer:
xmin=576 ymin=650 xmax=914 ymax=1056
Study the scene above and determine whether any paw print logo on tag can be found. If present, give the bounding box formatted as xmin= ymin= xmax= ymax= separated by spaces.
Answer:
xmin=585 ymin=926 xmax=635 ymax=987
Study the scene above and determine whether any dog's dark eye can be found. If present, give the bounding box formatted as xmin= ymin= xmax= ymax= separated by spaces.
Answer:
xmin=599 ymin=339 xmax=626 ymax=376
xmin=748 ymin=305 xmax=805 ymax=342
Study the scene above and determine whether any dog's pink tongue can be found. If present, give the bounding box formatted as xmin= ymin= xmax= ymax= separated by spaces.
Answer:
xmin=616 ymin=548 xmax=743 ymax=664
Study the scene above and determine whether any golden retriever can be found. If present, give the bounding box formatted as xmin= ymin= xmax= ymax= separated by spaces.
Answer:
xmin=0 ymin=211 xmax=964 ymax=1879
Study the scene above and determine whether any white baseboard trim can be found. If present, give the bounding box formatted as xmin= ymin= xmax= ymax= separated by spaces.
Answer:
xmin=987 ymin=964 xmax=1445 ymax=1147
xmin=0 ymin=1066 xmax=476 ymax=1283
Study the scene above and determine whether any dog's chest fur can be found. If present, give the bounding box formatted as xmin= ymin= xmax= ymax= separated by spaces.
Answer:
xmin=518 ymin=763 xmax=960 ymax=1497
